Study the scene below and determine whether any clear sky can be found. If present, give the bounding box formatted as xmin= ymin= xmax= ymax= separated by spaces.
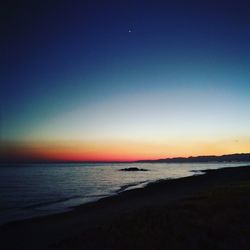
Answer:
xmin=1 ymin=0 xmax=250 ymax=162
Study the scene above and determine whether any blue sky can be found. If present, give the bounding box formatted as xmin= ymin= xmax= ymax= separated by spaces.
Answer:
xmin=1 ymin=0 xmax=250 ymax=161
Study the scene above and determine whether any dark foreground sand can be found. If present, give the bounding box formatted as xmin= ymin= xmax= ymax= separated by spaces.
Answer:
xmin=1 ymin=166 xmax=250 ymax=250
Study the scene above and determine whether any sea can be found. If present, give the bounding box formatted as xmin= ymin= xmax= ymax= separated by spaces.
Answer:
xmin=0 ymin=162 xmax=249 ymax=225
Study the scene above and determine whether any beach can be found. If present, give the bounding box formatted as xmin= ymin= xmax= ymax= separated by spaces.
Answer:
xmin=1 ymin=165 xmax=250 ymax=250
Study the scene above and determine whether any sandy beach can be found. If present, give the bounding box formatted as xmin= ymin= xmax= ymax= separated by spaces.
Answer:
xmin=1 ymin=165 xmax=250 ymax=250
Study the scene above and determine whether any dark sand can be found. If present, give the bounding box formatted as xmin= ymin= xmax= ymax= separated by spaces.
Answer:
xmin=1 ymin=166 xmax=250 ymax=250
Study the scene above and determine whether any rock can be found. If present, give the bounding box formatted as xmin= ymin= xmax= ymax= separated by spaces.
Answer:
xmin=120 ymin=167 xmax=149 ymax=172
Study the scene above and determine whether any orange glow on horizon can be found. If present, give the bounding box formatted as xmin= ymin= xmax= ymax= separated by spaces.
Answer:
xmin=1 ymin=138 xmax=250 ymax=162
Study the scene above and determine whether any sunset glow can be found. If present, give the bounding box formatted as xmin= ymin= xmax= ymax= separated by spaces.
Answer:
xmin=1 ymin=1 xmax=250 ymax=162
xmin=1 ymin=137 xmax=250 ymax=162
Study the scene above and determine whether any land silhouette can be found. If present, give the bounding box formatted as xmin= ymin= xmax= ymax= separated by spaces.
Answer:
xmin=1 ymin=152 xmax=250 ymax=164
xmin=137 ymin=153 xmax=250 ymax=163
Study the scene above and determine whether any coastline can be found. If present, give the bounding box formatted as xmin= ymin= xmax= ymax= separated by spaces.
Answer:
xmin=1 ymin=165 xmax=250 ymax=249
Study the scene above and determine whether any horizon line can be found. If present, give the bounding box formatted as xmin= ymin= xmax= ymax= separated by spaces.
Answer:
xmin=1 ymin=152 xmax=250 ymax=164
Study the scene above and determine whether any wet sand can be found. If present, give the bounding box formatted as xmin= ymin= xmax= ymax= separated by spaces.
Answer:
xmin=1 ymin=165 xmax=250 ymax=250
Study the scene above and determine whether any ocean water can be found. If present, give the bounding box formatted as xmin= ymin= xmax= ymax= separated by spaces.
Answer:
xmin=0 ymin=162 xmax=249 ymax=225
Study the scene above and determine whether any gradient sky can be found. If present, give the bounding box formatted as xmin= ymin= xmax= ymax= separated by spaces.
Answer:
xmin=1 ymin=0 xmax=250 ymax=162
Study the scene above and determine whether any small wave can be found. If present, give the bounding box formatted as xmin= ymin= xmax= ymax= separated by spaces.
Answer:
xmin=84 ymin=194 xmax=108 ymax=198
xmin=22 ymin=194 xmax=110 ymax=210
xmin=116 ymin=181 xmax=149 ymax=193
xmin=23 ymin=195 xmax=82 ymax=209
xmin=190 ymin=170 xmax=205 ymax=175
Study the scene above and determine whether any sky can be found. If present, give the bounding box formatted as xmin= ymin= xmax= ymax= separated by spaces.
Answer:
xmin=1 ymin=0 xmax=250 ymax=162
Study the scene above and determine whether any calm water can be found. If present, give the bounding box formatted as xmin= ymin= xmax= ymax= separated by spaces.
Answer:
xmin=0 ymin=162 xmax=249 ymax=225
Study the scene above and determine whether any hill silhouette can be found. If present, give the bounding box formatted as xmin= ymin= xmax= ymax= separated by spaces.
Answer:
xmin=137 ymin=153 xmax=250 ymax=163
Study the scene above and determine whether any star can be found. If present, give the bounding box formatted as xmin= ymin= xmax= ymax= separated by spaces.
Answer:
xmin=128 ymin=29 xmax=132 ymax=33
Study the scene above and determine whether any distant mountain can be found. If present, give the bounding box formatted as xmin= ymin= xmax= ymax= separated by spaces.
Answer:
xmin=1 ymin=153 xmax=250 ymax=164
xmin=137 ymin=153 xmax=250 ymax=163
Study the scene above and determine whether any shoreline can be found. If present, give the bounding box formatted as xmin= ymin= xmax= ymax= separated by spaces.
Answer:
xmin=1 ymin=165 xmax=250 ymax=249
xmin=0 ymin=170 xmax=190 ymax=227
xmin=0 ymin=162 xmax=201 ymax=226
xmin=0 ymin=164 xmax=205 ymax=227
xmin=1 ymin=162 xmax=249 ymax=227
